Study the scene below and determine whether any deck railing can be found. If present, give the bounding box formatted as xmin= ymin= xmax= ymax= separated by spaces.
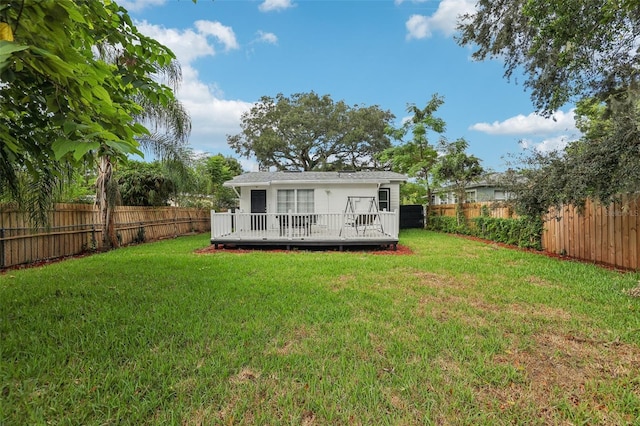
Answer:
xmin=211 ymin=210 xmax=399 ymax=241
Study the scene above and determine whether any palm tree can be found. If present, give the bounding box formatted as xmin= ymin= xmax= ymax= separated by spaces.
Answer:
xmin=94 ymin=56 xmax=192 ymax=248
xmin=0 ymin=0 xmax=190 ymax=238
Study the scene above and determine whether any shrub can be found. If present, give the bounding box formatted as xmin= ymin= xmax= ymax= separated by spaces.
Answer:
xmin=427 ymin=215 xmax=469 ymax=235
xmin=473 ymin=216 xmax=543 ymax=250
xmin=428 ymin=213 xmax=543 ymax=250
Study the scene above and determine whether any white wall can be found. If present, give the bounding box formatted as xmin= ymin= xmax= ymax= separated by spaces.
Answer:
xmin=237 ymin=182 xmax=400 ymax=214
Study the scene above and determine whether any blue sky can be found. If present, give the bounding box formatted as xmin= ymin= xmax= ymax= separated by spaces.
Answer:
xmin=120 ymin=0 xmax=580 ymax=172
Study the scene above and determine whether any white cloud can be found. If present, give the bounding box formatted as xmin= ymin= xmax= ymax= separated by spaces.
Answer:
xmin=405 ymin=0 xmax=475 ymax=40
xmin=177 ymin=67 xmax=253 ymax=154
xmin=195 ymin=21 xmax=239 ymax=52
xmin=470 ymin=110 xmax=578 ymax=136
xmin=472 ymin=110 xmax=581 ymax=156
xmin=259 ymin=0 xmax=295 ymax=12
xmin=395 ymin=0 xmax=430 ymax=5
xmin=135 ymin=21 xmax=253 ymax=155
xmin=520 ymin=135 xmax=573 ymax=154
xmin=394 ymin=0 xmax=431 ymax=5
xmin=256 ymin=31 xmax=278 ymax=45
xmin=136 ymin=20 xmax=238 ymax=64
xmin=135 ymin=21 xmax=215 ymax=64
xmin=406 ymin=15 xmax=431 ymax=40
xmin=117 ymin=0 xmax=166 ymax=12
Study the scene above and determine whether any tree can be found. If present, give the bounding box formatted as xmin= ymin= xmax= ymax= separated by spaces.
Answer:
xmin=457 ymin=0 xmax=640 ymax=210
xmin=228 ymin=92 xmax=394 ymax=171
xmin=504 ymin=94 xmax=640 ymax=217
xmin=203 ymin=154 xmax=243 ymax=210
xmin=172 ymin=153 xmax=243 ymax=209
xmin=115 ymin=161 xmax=175 ymax=207
xmin=378 ymin=94 xmax=445 ymax=204
xmin=399 ymin=182 xmax=427 ymax=205
xmin=94 ymin=57 xmax=191 ymax=248
xmin=0 ymin=0 xmax=191 ymax=245
xmin=433 ymin=138 xmax=484 ymax=225
xmin=457 ymin=0 xmax=639 ymax=114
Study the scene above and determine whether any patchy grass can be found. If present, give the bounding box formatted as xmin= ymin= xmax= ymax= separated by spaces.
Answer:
xmin=1 ymin=229 xmax=639 ymax=425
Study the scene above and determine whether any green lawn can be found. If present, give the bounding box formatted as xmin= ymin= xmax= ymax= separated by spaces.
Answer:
xmin=1 ymin=230 xmax=639 ymax=425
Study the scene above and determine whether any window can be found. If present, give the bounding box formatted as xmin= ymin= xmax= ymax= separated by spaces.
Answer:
xmin=277 ymin=189 xmax=314 ymax=213
xmin=494 ymin=190 xmax=505 ymax=201
xmin=465 ymin=190 xmax=476 ymax=203
xmin=297 ymin=189 xmax=314 ymax=213
xmin=378 ymin=188 xmax=391 ymax=211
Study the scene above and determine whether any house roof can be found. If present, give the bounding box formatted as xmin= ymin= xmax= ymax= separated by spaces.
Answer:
xmin=223 ymin=171 xmax=408 ymax=187
xmin=435 ymin=173 xmax=507 ymax=192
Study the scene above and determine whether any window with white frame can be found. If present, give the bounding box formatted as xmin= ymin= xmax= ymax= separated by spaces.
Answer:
xmin=378 ymin=188 xmax=391 ymax=211
xmin=277 ymin=189 xmax=314 ymax=213
xmin=297 ymin=189 xmax=314 ymax=213
xmin=494 ymin=190 xmax=506 ymax=200
xmin=465 ymin=190 xmax=477 ymax=203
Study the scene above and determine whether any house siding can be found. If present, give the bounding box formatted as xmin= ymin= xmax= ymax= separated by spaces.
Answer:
xmin=238 ymin=183 xmax=396 ymax=214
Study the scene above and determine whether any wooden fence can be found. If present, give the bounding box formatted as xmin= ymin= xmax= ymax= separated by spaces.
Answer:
xmin=0 ymin=203 xmax=210 ymax=269
xmin=543 ymin=196 xmax=639 ymax=270
xmin=428 ymin=202 xmax=515 ymax=220
xmin=429 ymin=198 xmax=640 ymax=270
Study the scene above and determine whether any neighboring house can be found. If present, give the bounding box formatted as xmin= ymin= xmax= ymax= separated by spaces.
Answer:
xmin=210 ymin=171 xmax=407 ymax=249
xmin=431 ymin=176 xmax=511 ymax=206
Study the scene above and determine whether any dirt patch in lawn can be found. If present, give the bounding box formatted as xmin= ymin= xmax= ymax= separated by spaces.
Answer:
xmin=624 ymin=283 xmax=640 ymax=298
xmin=479 ymin=331 xmax=640 ymax=424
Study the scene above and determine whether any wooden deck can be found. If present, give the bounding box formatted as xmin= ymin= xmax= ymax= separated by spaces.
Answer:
xmin=210 ymin=211 xmax=399 ymax=250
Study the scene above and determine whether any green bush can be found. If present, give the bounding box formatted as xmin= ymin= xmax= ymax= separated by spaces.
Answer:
xmin=427 ymin=215 xmax=469 ymax=235
xmin=428 ymin=213 xmax=543 ymax=250
xmin=473 ymin=216 xmax=543 ymax=249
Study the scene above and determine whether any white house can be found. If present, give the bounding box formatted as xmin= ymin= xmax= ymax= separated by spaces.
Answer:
xmin=210 ymin=171 xmax=407 ymax=250
xmin=431 ymin=175 xmax=511 ymax=205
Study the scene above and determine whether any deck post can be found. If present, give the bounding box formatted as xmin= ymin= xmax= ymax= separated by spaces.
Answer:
xmin=210 ymin=210 xmax=217 ymax=239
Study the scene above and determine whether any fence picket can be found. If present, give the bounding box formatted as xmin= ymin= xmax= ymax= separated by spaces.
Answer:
xmin=429 ymin=198 xmax=640 ymax=270
xmin=0 ymin=204 xmax=210 ymax=269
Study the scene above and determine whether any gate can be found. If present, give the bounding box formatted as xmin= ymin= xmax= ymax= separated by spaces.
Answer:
xmin=400 ymin=205 xmax=424 ymax=229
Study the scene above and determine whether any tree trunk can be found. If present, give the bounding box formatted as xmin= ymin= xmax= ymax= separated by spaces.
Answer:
xmin=96 ymin=155 xmax=119 ymax=248
xmin=455 ymin=188 xmax=466 ymax=227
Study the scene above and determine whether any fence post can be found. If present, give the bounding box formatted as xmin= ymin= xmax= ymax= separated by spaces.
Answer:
xmin=0 ymin=228 xmax=5 ymax=268
xmin=91 ymin=225 xmax=97 ymax=251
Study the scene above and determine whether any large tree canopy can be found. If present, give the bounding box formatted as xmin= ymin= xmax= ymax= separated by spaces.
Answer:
xmin=0 ymin=0 xmax=188 ymax=224
xmin=228 ymin=92 xmax=395 ymax=171
xmin=378 ymin=94 xmax=445 ymax=199
xmin=458 ymin=0 xmax=640 ymax=212
xmin=458 ymin=0 xmax=640 ymax=113
xmin=116 ymin=161 xmax=176 ymax=207
xmin=434 ymin=138 xmax=484 ymax=224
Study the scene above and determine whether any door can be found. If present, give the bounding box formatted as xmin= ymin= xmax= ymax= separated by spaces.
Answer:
xmin=250 ymin=190 xmax=267 ymax=230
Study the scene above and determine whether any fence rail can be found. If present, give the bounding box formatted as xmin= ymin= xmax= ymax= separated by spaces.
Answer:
xmin=543 ymin=196 xmax=640 ymax=270
xmin=0 ymin=204 xmax=210 ymax=269
xmin=428 ymin=198 xmax=640 ymax=270
xmin=428 ymin=202 xmax=515 ymax=220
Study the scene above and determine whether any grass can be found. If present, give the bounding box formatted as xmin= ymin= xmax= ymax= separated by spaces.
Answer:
xmin=1 ymin=229 xmax=640 ymax=425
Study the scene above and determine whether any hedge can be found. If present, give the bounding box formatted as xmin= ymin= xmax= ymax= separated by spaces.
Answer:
xmin=427 ymin=214 xmax=543 ymax=250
